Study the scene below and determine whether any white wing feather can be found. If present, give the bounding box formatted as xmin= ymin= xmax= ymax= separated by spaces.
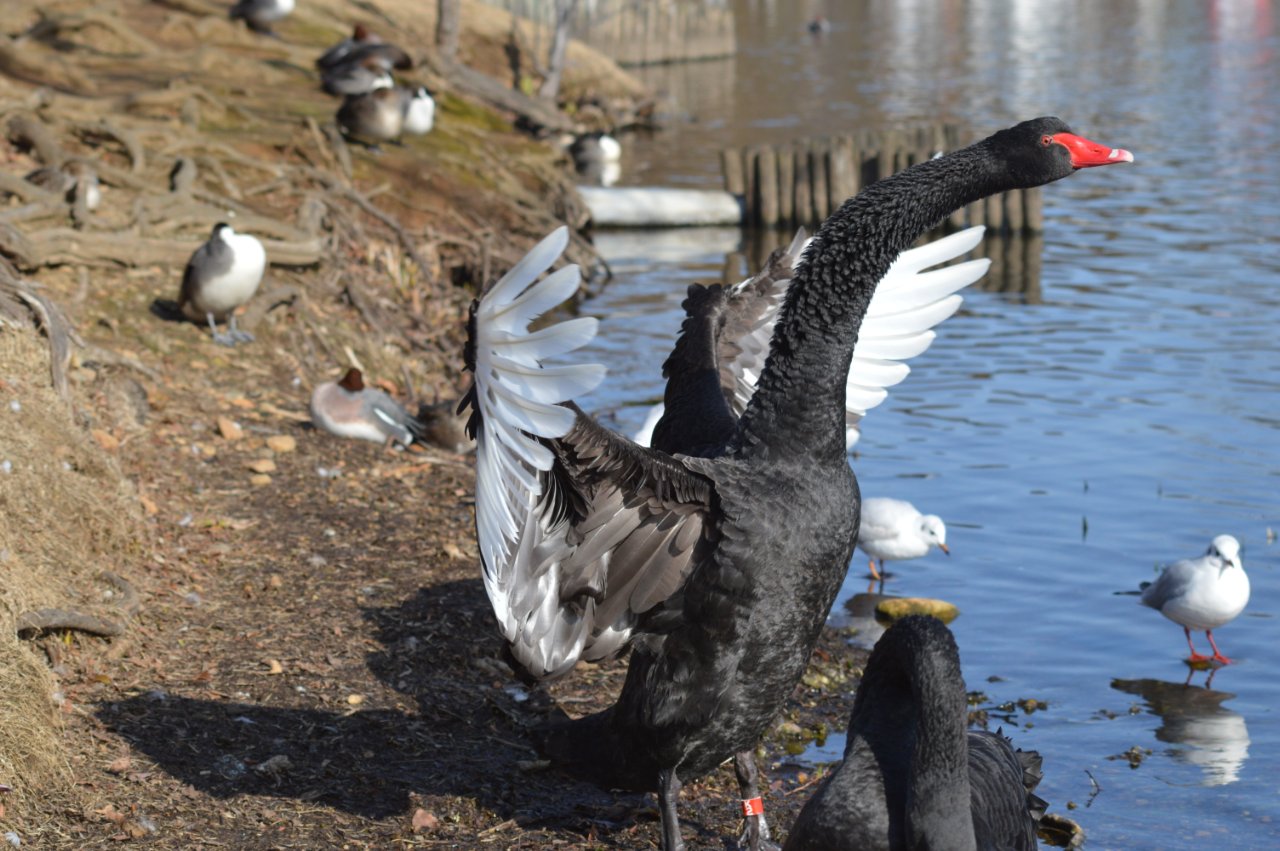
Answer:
xmin=633 ymin=226 xmax=989 ymax=449
xmin=471 ymin=227 xmax=606 ymax=640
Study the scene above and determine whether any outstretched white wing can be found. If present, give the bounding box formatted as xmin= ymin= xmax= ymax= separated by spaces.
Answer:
xmin=840 ymin=226 xmax=989 ymax=448
xmin=634 ymin=227 xmax=990 ymax=450
xmin=467 ymin=227 xmax=606 ymax=639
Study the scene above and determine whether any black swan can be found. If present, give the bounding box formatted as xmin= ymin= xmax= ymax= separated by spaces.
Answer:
xmin=784 ymin=616 xmax=1045 ymax=851
xmin=460 ymin=117 xmax=1131 ymax=850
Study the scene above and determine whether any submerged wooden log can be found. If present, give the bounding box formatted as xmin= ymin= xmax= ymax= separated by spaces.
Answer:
xmin=577 ymin=186 xmax=743 ymax=227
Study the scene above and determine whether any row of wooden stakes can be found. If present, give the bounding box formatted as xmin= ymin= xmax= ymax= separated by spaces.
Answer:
xmin=721 ymin=124 xmax=1046 ymax=234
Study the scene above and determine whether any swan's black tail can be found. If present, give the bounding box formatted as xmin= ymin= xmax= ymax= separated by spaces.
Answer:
xmin=532 ymin=707 xmax=657 ymax=793
xmin=1014 ymin=745 xmax=1048 ymax=823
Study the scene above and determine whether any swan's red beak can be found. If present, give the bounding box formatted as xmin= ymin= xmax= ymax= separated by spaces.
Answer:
xmin=1054 ymin=132 xmax=1134 ymax=169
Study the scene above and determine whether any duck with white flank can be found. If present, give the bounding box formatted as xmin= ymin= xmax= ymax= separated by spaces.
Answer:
xmin=25 ymin=160 xmax=101 ymax=211
xmin=1141 ymin=535 xmax=1249 ymax=665
xmin=229 ymin=0 xmax=294 ymax=35
xmin=461 ymin=118 xmax=1132 ymax=851
xmin=177 ymin=223 xmax=265 ymax=346
xmin=310 ymin=368 xmax=422 ymax=447
xmin=785 ymin=616 xmax=1045 ymax=850
xmin=401 ymin=87 xmax=435 ymax=136
xmin=857 ymin=497 xmax=949 ymax=581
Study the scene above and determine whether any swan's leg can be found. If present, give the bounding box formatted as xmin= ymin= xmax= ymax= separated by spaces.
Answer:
xmin=657 ymin=768 xmax=686 ymax=851
xmin=733 ymin=750 xmax=780 ymax=851
xmin=1205 ymin=630 xmax=1234 ymax=665
xmin=1184 ymin=627 xmax=1210 ymax=663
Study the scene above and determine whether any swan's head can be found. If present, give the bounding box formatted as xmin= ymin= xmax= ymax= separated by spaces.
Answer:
xmin=988 ymin=117 xmax=1133 ymax=188
xmin=1208 ymin=534 xmax=1242 ymax=572
xmin=921 ymin=515 xmax=949 ymax=555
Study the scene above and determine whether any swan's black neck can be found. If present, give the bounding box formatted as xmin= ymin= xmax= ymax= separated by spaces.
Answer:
xmin=849 ymin=617 xmax=976 ymax=849
xmin=734 ymin=140 xmax=1008 ymax=462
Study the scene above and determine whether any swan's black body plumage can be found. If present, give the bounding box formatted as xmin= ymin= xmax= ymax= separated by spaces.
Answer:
xmin=784 ymin=616 xmax=1045 ymax=851
xmin=463 ymin=118 xmax=1128 ymax=850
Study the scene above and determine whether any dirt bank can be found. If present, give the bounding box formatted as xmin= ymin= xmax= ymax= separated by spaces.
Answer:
xmin=0 ymin=0 xmax=874 ymax=847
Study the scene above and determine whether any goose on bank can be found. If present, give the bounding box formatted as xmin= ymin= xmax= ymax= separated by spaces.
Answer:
xmin=461 ymin=117 xmax=1132 ymax=851
xmin=177 ymin=223 xmax=265 ymax=346
xmin=784 ymin=616 xmax=1045 ymax=850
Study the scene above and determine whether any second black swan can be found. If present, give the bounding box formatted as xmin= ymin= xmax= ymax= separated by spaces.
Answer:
xmin=784 ymin=616 xmax=1046 ymax=850
xmin=460 ymin=117 xmax=1131 ymax=850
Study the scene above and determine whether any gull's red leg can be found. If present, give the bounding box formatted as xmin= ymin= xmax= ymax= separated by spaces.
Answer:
xmin=1185 ymin=627 xmax=1210 ymax=663
xmin=1206 ymin=630 xmax=1234 ymax=665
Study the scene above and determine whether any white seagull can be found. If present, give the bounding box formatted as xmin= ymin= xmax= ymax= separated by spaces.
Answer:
xmin=856 ymin=497 xmax=949 ymax=581
xmin=1141 ymin=535 xmax=1249 ymax=665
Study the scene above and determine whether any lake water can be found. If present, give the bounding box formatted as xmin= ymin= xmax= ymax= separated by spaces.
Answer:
xmin=572 ymin=1 xmax=1280 ymax=847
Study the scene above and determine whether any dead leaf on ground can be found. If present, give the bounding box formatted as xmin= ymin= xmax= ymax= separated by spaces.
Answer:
xmin=412 ymin=808 xmax=440 ymax=833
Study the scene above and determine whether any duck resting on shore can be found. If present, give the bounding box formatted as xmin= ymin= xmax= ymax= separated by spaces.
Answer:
xmin=461 ymin=117 xmax=1132 ymax=850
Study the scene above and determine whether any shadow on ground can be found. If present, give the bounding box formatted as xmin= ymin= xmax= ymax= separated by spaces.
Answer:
xmin=96 ymin=579 xmax=661 ymax=841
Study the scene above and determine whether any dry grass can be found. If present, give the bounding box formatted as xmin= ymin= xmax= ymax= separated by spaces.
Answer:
xmin=0 ymin=328 xmax=144 ymax=834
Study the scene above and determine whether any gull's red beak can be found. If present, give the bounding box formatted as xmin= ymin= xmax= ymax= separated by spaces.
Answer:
xmin=939 ymin=543 xmax=951 ymax=556
xmin=1053 ymin=132 xmax=1134 ymax=169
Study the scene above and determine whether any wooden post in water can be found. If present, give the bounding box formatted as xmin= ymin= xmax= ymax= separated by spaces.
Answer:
xmin=755 ymin=146 xmax=779 ymax=227
xmin=719 ymin=123 xmax=1045 ymax=234
xmin=1023 ymin=189 xmax=1043 ymax=235
xmin=742 ymin=145 xmax=761 ymax=225
xmin=793 ymin=145 xmax=812 ymax=230
xmin=1005 ymin=187 xmax=1025 ymax=233
xmin=828 ymin=136 xmax=855 ymax=213
xmin=721 ymin=148 xmax=746 ymax=197
xmin=809 ymin=141 xmax=830 ymax=223
xmin=776 ymin=143 xmax=795 ymax=226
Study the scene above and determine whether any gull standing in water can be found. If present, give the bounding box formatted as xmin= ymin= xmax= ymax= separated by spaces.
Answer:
xmin=1141 ymin=535 xmax=1249 ymax=665
xmin=856 ymin=497 xmax=949 ymax=582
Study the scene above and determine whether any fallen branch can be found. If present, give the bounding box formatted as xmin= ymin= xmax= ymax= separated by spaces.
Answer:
xmin=6 ymin=112 xmax=66 ymax=165
xmin=16 ymin=609 xmax=123 ymax=639
xmin=1 ymin=227 xmax=322 ymax=269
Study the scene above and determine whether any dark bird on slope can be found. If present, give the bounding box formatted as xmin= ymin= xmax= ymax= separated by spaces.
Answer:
xmin=322 ymin=56 xmax=395 ymax=97
xmin=320 ymin=42 xmax=412 ymax=95
xmin=784 ymin=616 xmax=1046 ymax=851
xmin=460 ymin=117 xmax=1132 ymax=851
xmin=25 ymin=160 xmax=101 ymax=211
xmin=316 ymin=23 xmax=381 ymax=70
xmin=336 ymin=87 xmax=403 ymax=147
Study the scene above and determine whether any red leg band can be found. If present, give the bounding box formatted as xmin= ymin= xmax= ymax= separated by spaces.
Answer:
xmin=741 ymin=797 xmax=764 ymax=818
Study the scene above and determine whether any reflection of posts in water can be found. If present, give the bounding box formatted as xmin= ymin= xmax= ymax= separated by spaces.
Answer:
xmin=969 ymin=234 xmax=1043 ymax=303
xmin=1111 ymin=677 xmax=1250 ymax=786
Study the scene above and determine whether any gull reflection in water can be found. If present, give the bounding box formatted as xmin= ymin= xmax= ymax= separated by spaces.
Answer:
xmin=1111 ymin=676 xmax=1250 ymax=786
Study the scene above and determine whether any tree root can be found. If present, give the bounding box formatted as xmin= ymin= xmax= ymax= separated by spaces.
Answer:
xmin=15 ymin=572 xmax=140 ymax=640
xmin=16 ymin=609 xmax=124 ymax=639
xmin=1 ymin=227 xmax=322 ymax=270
